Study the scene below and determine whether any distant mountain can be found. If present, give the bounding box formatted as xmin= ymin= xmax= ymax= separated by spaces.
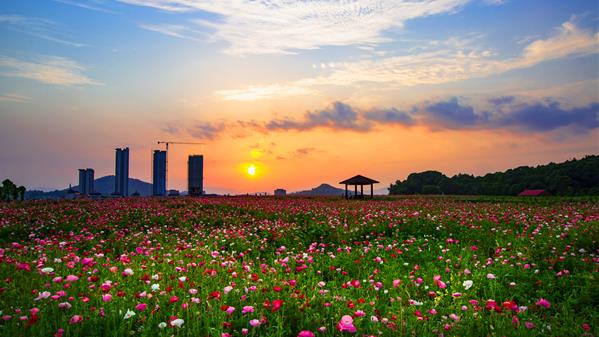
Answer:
xmin=25 ymin=176 xmax=153 ymax=199
xmin=293 ymin=183 xmax=349 ymax=196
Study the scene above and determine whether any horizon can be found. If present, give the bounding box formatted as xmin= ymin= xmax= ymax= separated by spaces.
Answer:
xmin=1 ymin=0 xmax=598 ymax=194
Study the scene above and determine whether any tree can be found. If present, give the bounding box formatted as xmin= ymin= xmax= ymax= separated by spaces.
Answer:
xmin=2 ymin=179 xmax=17 ymax=201
xmin=17 ymin=186 xmax=26 ymax=201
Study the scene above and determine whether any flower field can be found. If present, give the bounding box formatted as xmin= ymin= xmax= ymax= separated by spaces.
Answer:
xmin=0 ymin=196 xmax=597 ymax=336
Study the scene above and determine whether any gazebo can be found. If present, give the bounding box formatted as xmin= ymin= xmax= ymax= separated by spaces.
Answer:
xmin=340 ymin=175 xmax=380 ymax=199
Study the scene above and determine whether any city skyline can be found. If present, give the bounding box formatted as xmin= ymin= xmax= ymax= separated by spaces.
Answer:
xmin=0 ymin=0 xmax=598 ymax=194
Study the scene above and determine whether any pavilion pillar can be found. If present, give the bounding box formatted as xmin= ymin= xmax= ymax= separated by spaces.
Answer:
xmin=345 ymin=184 xmax=348 ymax=199
xmin=371 ymin=184 xmax=373 ymax=198
xmin=354 ymin=184 xmax=357 ymax=198
xmin=360 ymin=184 xmax=363 ymax=196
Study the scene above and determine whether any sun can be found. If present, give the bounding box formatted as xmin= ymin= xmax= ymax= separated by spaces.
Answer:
xmin=247 ymin=165 xmax=257 ymax=176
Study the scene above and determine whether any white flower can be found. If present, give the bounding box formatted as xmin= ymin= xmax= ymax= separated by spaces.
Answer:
xmin=170 ymin=318 xmax=184 ymax=327
xmin=123 ymin=268 xmax=134 ymax=276
xmin=41 ymin=267 xmax=54 ymax=274
xmin=123 ymin=309 xmax=136 ymax=319
xmin=151 ymin=284 xmax=160 ymax=292
xmin=463 ymin=280 xmax=473 ymax=290
xmin=158 ymin=322 xmax=167 ymax=329
xmin=178 ymin=276 xmax=186 ymax=282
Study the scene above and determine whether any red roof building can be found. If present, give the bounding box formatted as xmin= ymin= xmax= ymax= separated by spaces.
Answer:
xmin=518 ymin=189 xmax=551 ymax=196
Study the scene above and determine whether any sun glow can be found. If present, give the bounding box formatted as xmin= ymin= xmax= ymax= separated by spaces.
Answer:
xmin=247 ymin=165 xmax=257 ymax=176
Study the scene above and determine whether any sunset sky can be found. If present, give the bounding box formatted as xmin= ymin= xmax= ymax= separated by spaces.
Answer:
xmin=1 ymin=0 xmax=598 ymax=194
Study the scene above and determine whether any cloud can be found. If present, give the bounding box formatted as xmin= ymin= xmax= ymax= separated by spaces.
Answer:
xmin=266 ymin=101 xmax=371 ymax=132
xmin=488 ymin=96 xmax=515 ymax=105
xmin=0 ymin=55 xmax=100 ymax=85
xmin=217 ymin=84 xmax=316 ymax=101
xmin=364 ymin=107 xmax=414 ymax=126
xmin=118 ymin=0 xmax=469 ymax=55
xmin=218 ymin=20 xmax=599 ymax=100
xmin=417 ymin=96 xmax=598 ymax=133
xmin=138 ymin=23 xmax=207 ymax=41
xmin=492 ymin=100 xmax=599 ymax=132
xmin=422 ymin=97 xmax=487 ymax=128
xmin=0 ymin=92 xmax=28 ymax=103
xmin=0 ymin=15 xmax=86 ymax=47
xmin=188 ymin=122 xmax=226 ymax=140
xmin=53 ymin=0 xmax=117 ymax=14
xmin=201 ymin=97 xmax=599 ymax=139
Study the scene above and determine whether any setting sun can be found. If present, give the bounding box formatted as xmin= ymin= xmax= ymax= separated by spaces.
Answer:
xmin=247 ymin=165 xmax=257 ymax=177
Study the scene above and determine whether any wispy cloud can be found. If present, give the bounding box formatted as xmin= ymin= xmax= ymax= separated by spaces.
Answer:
xmin=265 ymin=102 xmax=371 ymax=132
xmin=0 ymin=92 xmax=29 ymax=103
xmin=0 ymin=15 xmax=86 ymax=47
xmin=219 ymin=20 xmax=599 ymax=100
xmin=217 ymin=84 xmax=316 ymax=101
xmin=188 ymin=122 xmax=226 ymax=140
xmin=139 ymin=23 xmax=207 ymax=41
xmin=118 ymin=0 xmax=470 ymax=55
xmin=53 ymin=0 xmax=117 ymax=14
xmin=0 ymin=56 xmax=101 ymax=86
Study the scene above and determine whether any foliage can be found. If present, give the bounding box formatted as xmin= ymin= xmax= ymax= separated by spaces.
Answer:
xmin=1 ymin=179 xmax=25 ymax=202
xmin=389 ymin=155 xmax=599 ymax=196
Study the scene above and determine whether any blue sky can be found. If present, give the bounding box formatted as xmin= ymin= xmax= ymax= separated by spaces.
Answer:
xmin=0 ymin=0 xmax=597 ymax=193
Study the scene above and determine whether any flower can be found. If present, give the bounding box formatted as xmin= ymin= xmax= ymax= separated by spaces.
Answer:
xmin=271 ymin=299 xmax=284 ymax=312
xmin=535 ymin=298 xmax=551 ymax=309
xmin=123 ymin=268 xmax=134 ymax=276
xmin=337 ymin=315 xmax=357 ymax=333
xmin=463 ymin=280 xmax=473 ymax=290
xmin=123 ymin=310 xmax=136 ymax=319
xmin=69 ymin=315 xmax=83 ymax=325
xmin=65 ymin=275 xmax=79 ymax=282
xmin=170 ymin=318 xmax=184 ymax=327
xmin=486 ymin=273 xmax=496 ymax=279
xmin=41 ymin=267 xmax=54 ymax=274
xmin=249 ymin=319 xmax=261 ymax=327
xmin=158 ymin=322 xmax=167 ymax=329
xmin=102 ymin=294 xmax=112 ymax=302
xmin=151 ymin=284 xmax=160 ymax=292
xmin=242 ymin=306 xmax=255 ymax=314
xmin=135 ymin=303 xmax=147 ymax=311
xmin=298 ymin=331 xmax=315 ymax=337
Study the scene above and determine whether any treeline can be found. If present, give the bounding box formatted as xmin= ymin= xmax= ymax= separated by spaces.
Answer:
xmin=1 ymin=179 xmax=26 ymax=201
xmin=389 ymin=155 xmax=599 ymax=196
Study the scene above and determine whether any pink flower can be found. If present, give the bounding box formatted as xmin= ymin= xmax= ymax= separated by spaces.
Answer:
xmin=69 ymin=315 xmax=83 ymax=325
xmin=354 ymin=310 xmax=365 ymax=317
xmin=65 ymin=275 xmax=79 ymax=282
xmin=392 ymin=279 xmax=401 ymax=288
xmin=135 ymin=303 xmax=147 ymax=311
xmin=298 ymin=331 xmax=315 ymax=337
xmin=486 ymin=273 xmax=496 ymax=279
xmin=226 ymin=306 xmax=235 ymax=315
xmin=242 ymin=306 xmax=255 ymax=314
xmin=249 ymin=319 xmax=261 ymax=327
xmin=337 ymin=315 xmax=357 ymax=333
xmin=102 ymin=294 xmax=112 ymax=302
xmin=535 ymin=298 xmax=551 ymax=309
xmin=525 ymin=321 xmax=535 ymax=329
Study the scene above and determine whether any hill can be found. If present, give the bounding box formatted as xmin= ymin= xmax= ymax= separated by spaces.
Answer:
xmin=389 ymin=155 xmax=599 ymax=196
xmin=293 ymin=183 xmax=349 ymax=196
xmin=25 ymin=176 xmax=152 ymax=199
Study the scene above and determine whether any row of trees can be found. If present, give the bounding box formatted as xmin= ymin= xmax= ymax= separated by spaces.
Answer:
xmin=389 ymin=155 xmax=599 ymax=196
xmin=1 ymin=179 xmax=26 ymax=201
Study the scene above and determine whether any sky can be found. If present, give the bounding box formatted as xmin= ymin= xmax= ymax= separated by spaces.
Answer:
xmin=0 ymin=0 xmax=598 ymax=194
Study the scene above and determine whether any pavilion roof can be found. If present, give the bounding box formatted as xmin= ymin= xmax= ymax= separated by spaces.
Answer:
xmin=339 ymin=175 xmax=380 ymax=185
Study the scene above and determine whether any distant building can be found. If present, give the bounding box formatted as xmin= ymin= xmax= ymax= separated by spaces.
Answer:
xmin=78 ymin=168 xmax=94 ymax=195
xmin=65 ymin=184 xmax=77 ymax=200
xmin=152 ymin=150 xmax=167 ymax=196
xmin=274 ymin=188 xmax=286 ymax=196
xmin=188 ymin=155 xmax=204 ymax=197
xmin=518 ymin=189 xmax=551 ymax=196
xmin=114 ymin=148 xmax=129 ymax=196
xmin=168 ymin=189 xmax=180 ymax=197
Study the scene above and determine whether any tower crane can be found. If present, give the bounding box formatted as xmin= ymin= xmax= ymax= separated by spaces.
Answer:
xmin=157 ymin=141 xmax=204 ymax=192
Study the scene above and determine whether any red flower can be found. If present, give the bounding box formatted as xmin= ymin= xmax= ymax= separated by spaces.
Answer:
xmin=271 ymin=299 xmax=284 ymax=312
